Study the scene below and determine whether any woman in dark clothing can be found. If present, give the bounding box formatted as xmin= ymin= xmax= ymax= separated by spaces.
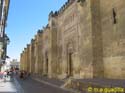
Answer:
xmin=20 ymin=71 xmax=24 ymax=79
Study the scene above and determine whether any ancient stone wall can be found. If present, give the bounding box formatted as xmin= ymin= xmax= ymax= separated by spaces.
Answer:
xmin=49 ymin=16 xmax=58 ymax=78
xmin=56 ymin=1 xmax=81 ymax=79
xmin=30 ymin=39 xmax=35 ymax=74
xmin=42 ymin=27 xmax=50 ymax=77
xmin=77 ymin=0 xmax=93 ymax=79
xmin=20 ymin=0 xmax=125 ymax=79
xmin=26 ymin=44 xmax=30 ymax=73
xmin=100 ymin=0 xmax=125 ymax=79
xmin=37 ymin=31 xmax=43 ymax=76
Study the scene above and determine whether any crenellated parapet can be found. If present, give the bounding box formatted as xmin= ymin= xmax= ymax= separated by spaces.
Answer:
xmin=48 ymin=0 xmax=76 ymax=20
xmin=27 ymin=44 xmax=30 ymax=47
xmin=58 ymin=0 xmax=75 ymax=15
xmin=24 ymin=48 xmax=26 ymax=51
xmin=31 ymin=38 xmax=35 ymax=43
xmin=48 ymin=11 xmax=58 ymax=21
xmin=37 ymin=29 xmax=42 ymax=34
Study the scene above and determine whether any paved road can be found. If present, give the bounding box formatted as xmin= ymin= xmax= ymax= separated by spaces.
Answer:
xmin=16 ymin=76 xmax=72 ymax=93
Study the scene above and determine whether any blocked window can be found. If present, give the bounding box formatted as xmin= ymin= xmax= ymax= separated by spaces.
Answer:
xmin=112 ymin=8 xmax=117 ymax=24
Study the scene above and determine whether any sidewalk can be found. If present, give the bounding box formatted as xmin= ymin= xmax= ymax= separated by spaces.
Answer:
xmin=0 ymin=77 xmax=17 ymax=93
xmin=32 ymin=76 xmax=125 ymax=93
xmin=63 ymin=78 xmax=125 ymax=93
xmin=32 ymin=75 xmax=64 ymax=87
xmin=16 ymin=76 xmax=74 ymax=93
xmin=31 ymin=76 xmax=77 ymax=93
xmin=0 ymin=76 xmax=24 ymax=93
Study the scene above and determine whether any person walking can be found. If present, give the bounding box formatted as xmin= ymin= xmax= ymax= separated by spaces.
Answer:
xmin=3 ymin=71 xmax=7 ymax=82
xmin=0 ymin=72 xmax=3 ymax=79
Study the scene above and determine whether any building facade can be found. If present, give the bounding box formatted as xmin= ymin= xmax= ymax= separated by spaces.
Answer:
xmin=20 ymin=0 xmax=125 ymax=79
xmin=10 ymin=59 xmax=20 ymax=69
xmin=0 ymin=0 xmax=10 ymax=70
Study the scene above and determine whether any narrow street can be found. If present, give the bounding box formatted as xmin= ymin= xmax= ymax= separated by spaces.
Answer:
xmin=16 ymin=76 xmax=72 ymax=93
xmin=0 ymin=75 xmax=73 ymax=93
xmin=0 ymin=0 xmax=125 ymax=93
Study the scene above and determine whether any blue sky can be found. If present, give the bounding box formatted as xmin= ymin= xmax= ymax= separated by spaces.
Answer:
xmin=6 ymin=0 xmax=67 ymax=61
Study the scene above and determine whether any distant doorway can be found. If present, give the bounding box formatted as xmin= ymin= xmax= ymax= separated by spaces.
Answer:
xmin=45 ymin=52 xmax=48 ymax=75
xmin=46 ymin=57 xmax=48 ymax=74
xmin=67 ymin=52 xmax=73 ymax=77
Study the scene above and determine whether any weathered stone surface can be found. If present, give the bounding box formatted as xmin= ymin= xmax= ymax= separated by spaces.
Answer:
xmin=100 ymin=0 xmax=125 ymax=79
xmin=20 ymin=0 xmax=125 ymax=79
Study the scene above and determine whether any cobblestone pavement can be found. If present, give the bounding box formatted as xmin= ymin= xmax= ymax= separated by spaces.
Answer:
xmin=16 ymin=76 xmax=73 ymax=93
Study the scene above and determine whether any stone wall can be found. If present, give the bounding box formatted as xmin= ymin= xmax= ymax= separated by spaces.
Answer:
xmin=20 ymin=0 xmax=125 ymax=79
xmin=57 ymin=1 xmax=81 ymax=79
xmin=78 ymin=0 xmax=93 ymax=79
xmin=37 ymin=31 xmax=43 ymax=76
xmin=100 ymin=0 xmax=125 ymax=79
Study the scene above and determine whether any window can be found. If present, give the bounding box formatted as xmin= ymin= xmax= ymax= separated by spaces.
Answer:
xmin=112 ymin=8 xmax=117 ymax=24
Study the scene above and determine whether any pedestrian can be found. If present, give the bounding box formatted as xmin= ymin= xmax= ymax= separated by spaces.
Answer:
xmin=20 ymin=71 xmax=24 ymax=79
xmin=3 ymin=71 xmax=7 ymax=82
xmin=9 ymin=71 xmax=13 ymax=78
xmin=0 ymin=72 xmax=3 ymax=79
xmin=7 ymin=71 xmax=9 ymax=78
